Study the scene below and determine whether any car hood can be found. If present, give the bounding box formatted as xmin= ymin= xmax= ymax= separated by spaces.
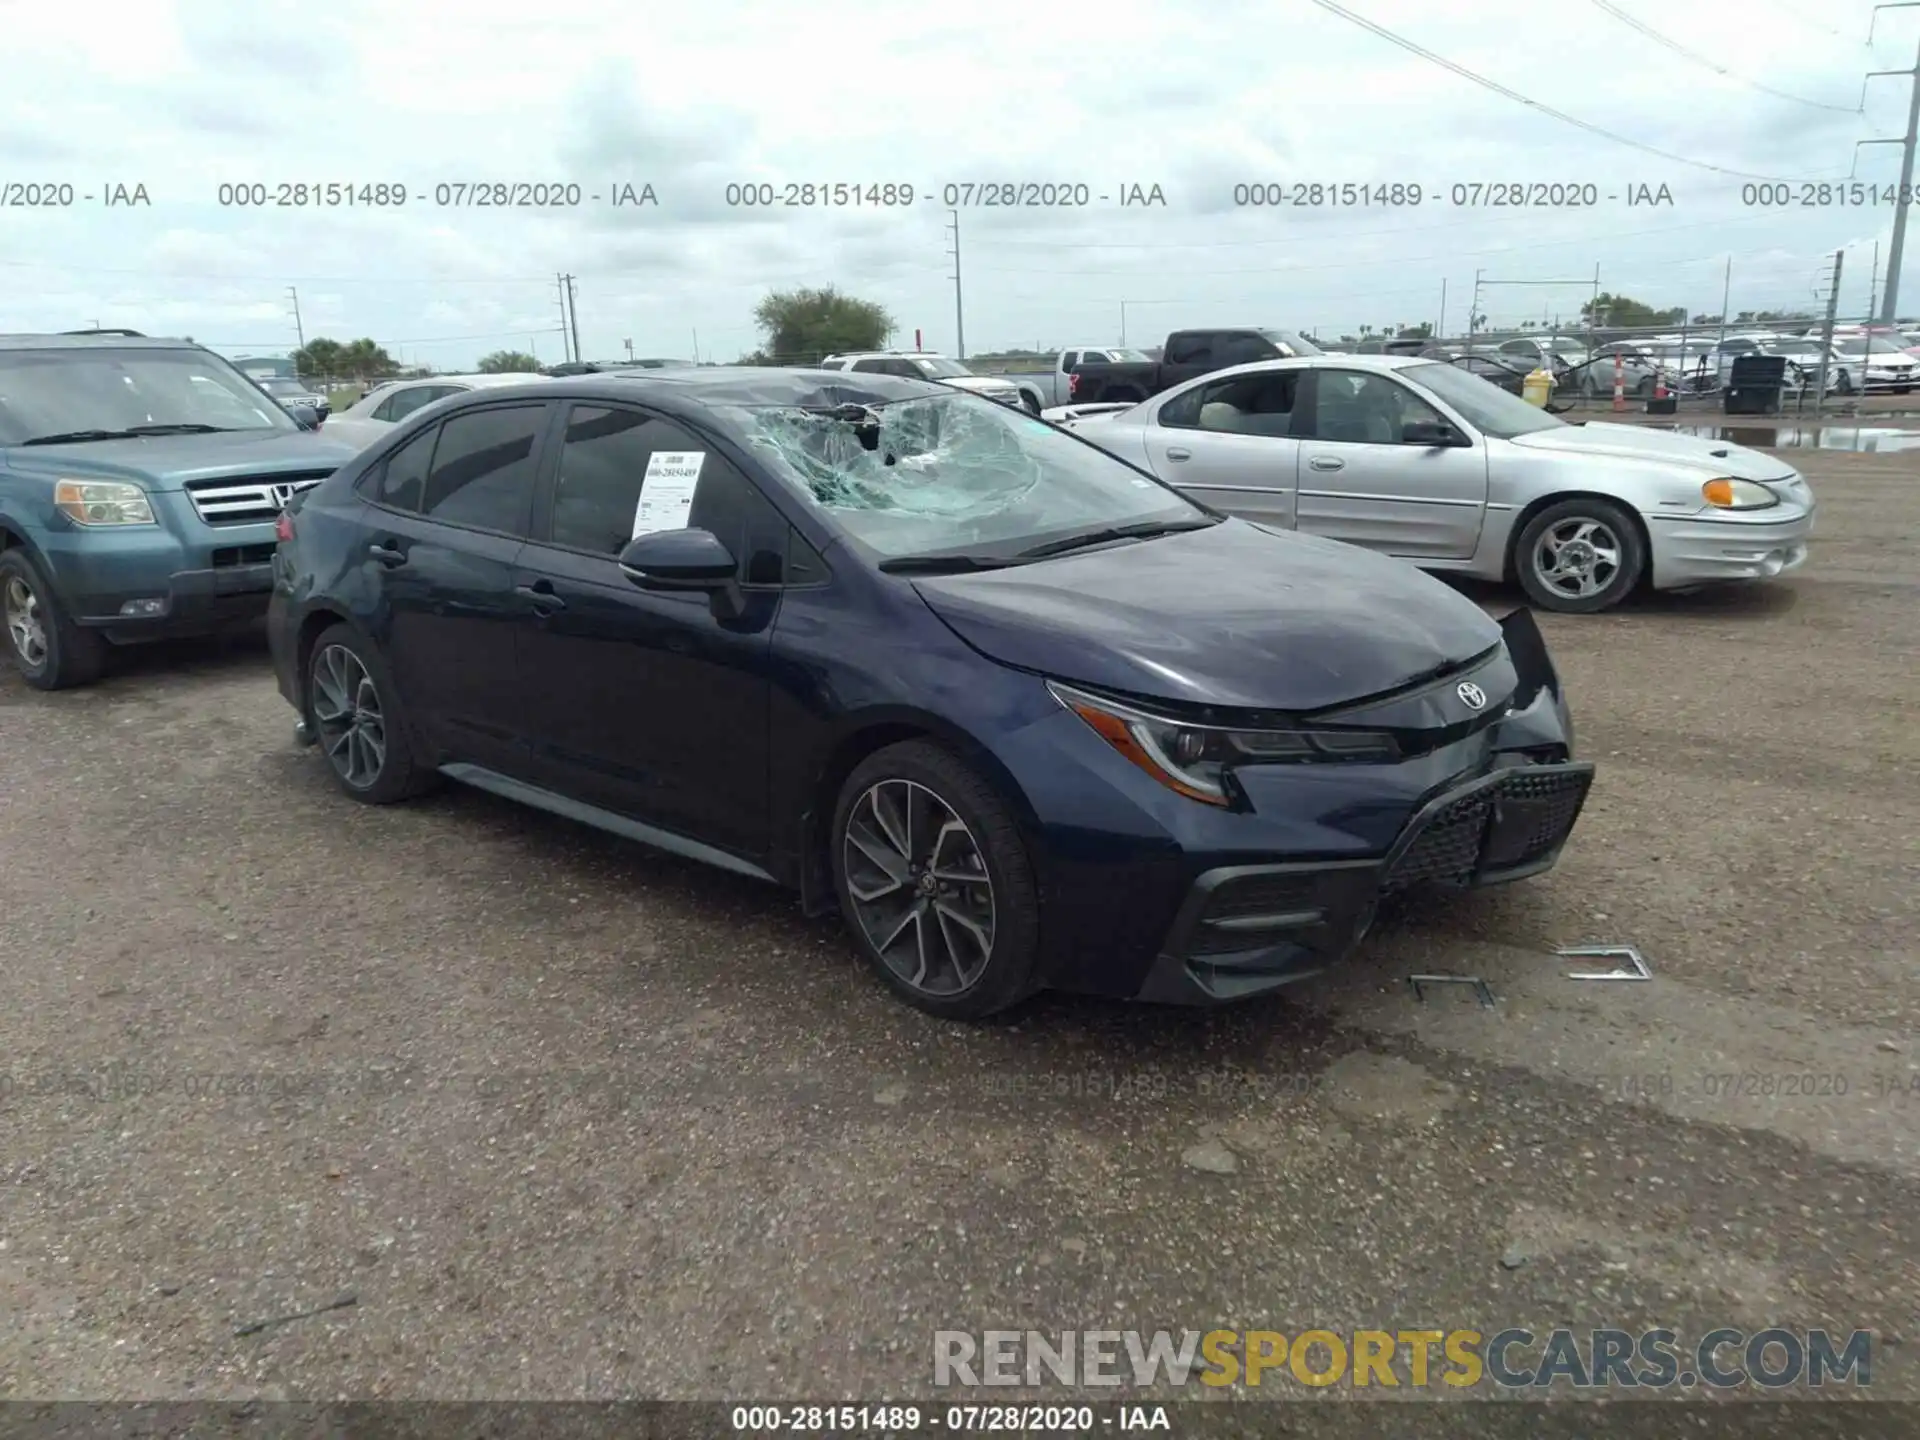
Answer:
xmin=1506 ymin=421 xmax=1793 ymax=479
xmin=910 ymin=519 xmax=1502 ymax=712
xmin=2 ymin=429 xmax=360 ymax=489
xmin=941 ymin=375 xmax=1020 ymax=393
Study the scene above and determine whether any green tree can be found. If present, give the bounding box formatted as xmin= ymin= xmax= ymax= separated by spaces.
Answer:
xmin=1396 ymin=323 xmax=1432 ymax=339
xmin=295 ymin=337 xmax=398 ymax=382
xmin=477 ymin=350 xmax=541 ymax=374
xmin=751 ymin=286 xmax=891 ymax=364
xmin=1581 ymin=292 xmax=1686 ymax=328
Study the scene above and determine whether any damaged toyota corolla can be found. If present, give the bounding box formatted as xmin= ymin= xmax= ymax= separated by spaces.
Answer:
xmin=269 ymin=366 xmax=1595 ymax=1019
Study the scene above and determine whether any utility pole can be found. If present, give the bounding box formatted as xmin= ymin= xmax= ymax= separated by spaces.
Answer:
xmin=691 ymin=328 xmax=700 ymax=364
xmin=1718 ymin=257 xmax=1732 ymax=354
xmin=1864 ymin=5 xmax=1920 ymax=323
xmin=946 ymin=210 xmax=966 ymax=360
xmin=1468 ymin=270 xmax=1483 ymax=348
xmin=555 ymin=274 xmax=573 ymax=362
xmin=1815 ymin=250 xmax=1845 ymax=410
xmin=1437 ymin=279 xmax=1446 ymax=341
xmin=1871 ymin=240 xmax=1881 ymax=321
xmin=286 ymin=286 xmax=305 ymax=355
xmin=564 ymin=274 xmax=582 ymax=365
xmin=1120 ymin=300 xmax=1128 ymax=346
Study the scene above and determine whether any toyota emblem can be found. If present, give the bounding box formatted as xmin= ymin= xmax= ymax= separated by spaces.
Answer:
xmin=1456 ymin=681 xmax=1488 ymax=710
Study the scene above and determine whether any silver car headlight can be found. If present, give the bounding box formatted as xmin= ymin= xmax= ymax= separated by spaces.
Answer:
xmin=54 ymin=479 xmax=156 ymax=526
xmin=1701 ymin=478 xmax=1779 ymax=510
xmin=1049 ymin=681 xmax=1399 ymax=806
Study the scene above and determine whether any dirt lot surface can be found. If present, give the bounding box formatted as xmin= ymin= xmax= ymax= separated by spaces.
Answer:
xmin=0 ymin=444 xmax=1915 ymax=1427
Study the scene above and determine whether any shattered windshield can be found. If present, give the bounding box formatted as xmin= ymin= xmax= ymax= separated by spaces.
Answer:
xmin=720 ymin=390 xmax=1208 ymax=561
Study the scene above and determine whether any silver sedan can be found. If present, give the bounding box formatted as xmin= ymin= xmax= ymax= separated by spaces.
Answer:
xmin=1057 ymin=355 xmax=1816 ymax=613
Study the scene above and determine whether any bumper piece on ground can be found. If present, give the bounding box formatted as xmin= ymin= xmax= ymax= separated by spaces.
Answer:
xmin=1137 ymin=760 xmax=1596 ymax=1004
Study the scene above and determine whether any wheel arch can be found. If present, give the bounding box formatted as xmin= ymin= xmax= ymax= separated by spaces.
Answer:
xmin=794 ymin=708 xmax=1042 ymax=917
xmin=1504 ymin=490 xmax=1656 ymax=591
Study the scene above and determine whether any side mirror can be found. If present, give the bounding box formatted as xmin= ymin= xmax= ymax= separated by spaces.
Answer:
xmin=290 ymin=404 xmax=320 ymax=431
xmin=618 ymin=528 xmax=738 ymax=589
xmin=1402 ymin=420 xmax=1467 ymax=447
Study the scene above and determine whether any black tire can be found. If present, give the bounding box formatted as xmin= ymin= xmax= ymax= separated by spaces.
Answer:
xmin=831 ymin=740 xmax=1041 ymax=1020
xmin=1834 ymin=371 xmax=1854 ymax=396
xmin=303 ymin=622 xmax=433 ymax=804
xmin=1511 ymin=496 xmax=1646 ymax=614
xmin=0 ymin=548 xmax=107 ymax=690
xmin=1635 ymin=375 xmax=1654 ymax=398
xmin=1020 ymin=390 xmax=1042 ymax=416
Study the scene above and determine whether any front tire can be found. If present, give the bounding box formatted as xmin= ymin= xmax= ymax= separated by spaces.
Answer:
xmin=304 ymin=623 xmax=432 ymax=803
xmin=1512 ymin=497 xmax=1645 ymax=614
xmin=831 ymin=740 xmax=1041 ymax=1019
xmin=0 ymin=549 xmax=106 ymax=691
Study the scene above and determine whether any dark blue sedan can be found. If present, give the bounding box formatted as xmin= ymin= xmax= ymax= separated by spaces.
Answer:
xmin=267 ymin=367 xmax=1593 ymax=1018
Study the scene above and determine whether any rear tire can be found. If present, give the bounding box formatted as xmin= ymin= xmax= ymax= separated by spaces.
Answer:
xmin=1020 ymin=391 xmax=1042 ymax=416
xmin=0 ymin=548 xmax=107 ymax=691
xmin=831 ymin=740 xmax=1041 ymax=1020
xmin=304 ymin=623 xmax=433 ymax=804
xmin=1512 ymin=497 xmax=1645 ymax=614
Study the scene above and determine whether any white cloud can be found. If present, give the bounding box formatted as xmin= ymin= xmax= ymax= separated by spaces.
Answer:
xmin=0 ymin=0 xmax=1908 ymax=366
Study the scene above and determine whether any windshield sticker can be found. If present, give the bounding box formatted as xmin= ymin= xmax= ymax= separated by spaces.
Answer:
xmin=633 ymin=451 xmax=705 ymax=537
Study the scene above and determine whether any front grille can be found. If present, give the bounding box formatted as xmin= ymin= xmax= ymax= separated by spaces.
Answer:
xmin=183 ymin=471 xmax=332 ymax=525
xmin=1478 ymin=767 xmax=1593 ymax=872
xmin=1382 ymin=789 xmax=1496 ymax=891
xmin=211 ymin=543 xmax=276 ymax=568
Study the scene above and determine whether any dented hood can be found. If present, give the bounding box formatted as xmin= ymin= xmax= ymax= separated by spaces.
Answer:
xmin=910 ymin=519 xmax=1502 ymax=711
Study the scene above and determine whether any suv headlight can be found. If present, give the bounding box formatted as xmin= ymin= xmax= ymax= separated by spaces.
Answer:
xmin=1701 ymin=478 xmax=1779 ymax=510
xmin=1049 ymin=681 xmax=1398 ymax=806
xmin=54 ymin=479 xmax=156 ymax=525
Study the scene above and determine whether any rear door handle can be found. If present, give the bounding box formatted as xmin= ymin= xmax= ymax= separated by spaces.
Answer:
xmin=1164 ymin=446 xmax=1191 ymax=461
xmin=1308 ymin=456 xmax=1346 ymax=472
xmin=368 ymin=541 xmax=408 ymax=567
xmin=515 ymin=581 xmax=566 ymax=614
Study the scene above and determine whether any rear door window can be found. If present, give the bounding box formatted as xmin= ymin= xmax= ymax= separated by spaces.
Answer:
xmin=419 ymin=403 xmax=548 ymax=536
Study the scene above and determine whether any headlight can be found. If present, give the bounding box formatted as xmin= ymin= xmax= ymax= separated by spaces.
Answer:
xmin=1049 ymin=681 xmax=1398 ymax=806
xmin=53 ymin=479 xmax=156 ymax=526
xmin=1700 ymin=477 xmax=1778 ymax=510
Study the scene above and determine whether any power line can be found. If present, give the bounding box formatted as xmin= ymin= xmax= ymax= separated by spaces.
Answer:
xmin=1305 ymin=0 xmax=1847 ymax=180
xmin=1588 ymin=0 xmax=1861 ymax=112
xmin=200 ymin=327 xmax=567 ymax=348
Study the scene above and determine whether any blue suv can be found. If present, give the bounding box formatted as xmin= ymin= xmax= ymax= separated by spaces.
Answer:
xmin=0 ymin=332 xmax=361 ymax=688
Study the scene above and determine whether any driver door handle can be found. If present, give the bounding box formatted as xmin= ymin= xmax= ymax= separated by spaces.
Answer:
xmin=515 ymin=580 xmax=566 ymax=614
xmin=1309 ymin=456 xmax=1346 ymax=472
xmin=1164 ymin=446 xmax=1191 ymax=461
xmin=367 ymin=541 xmax=408 ymax=567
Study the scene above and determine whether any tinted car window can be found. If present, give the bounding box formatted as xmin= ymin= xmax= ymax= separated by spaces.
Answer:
xmin=1164 ymin=334 xmax=1213 ymax=365
xmin=1160 ymin=370 xmax=1300 ymax=435
xmin=375 ymin=386 xmax=436 ymax=422
xmin=1216 ymin=333 xmax=1276 ymax=366
xmin=421 ymin=404 xmax=545 ymax=534
xmin=367 ymin=425 xmax=438 ymax=510
xmin=549 ymin=404 xmax=786 ymax=577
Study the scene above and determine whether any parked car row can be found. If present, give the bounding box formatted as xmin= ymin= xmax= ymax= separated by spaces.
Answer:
xmin=6 ymin=327 xmax=1834 ymax=1020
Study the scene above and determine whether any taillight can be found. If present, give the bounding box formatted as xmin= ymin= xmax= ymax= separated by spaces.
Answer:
xmin=1068 ymin=371 xmax=1080 ymax=398
xmin=274 ymin=511 xmax=294 ymax=543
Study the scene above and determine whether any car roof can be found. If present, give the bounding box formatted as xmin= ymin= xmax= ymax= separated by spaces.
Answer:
xmin=424 ymin=365 xmax=953 ymax=418
xmin=0 ymin=332 xmax=201 ymax=352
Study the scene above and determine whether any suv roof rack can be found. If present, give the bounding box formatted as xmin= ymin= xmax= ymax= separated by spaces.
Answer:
xmin=58 ymin=328 xmax=148 ymax=337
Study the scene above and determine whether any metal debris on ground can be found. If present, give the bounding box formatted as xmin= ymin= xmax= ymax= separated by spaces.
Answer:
xmin=233 ymin=1293 xmax=358 ymax=1337
xmin=1555 ymin=944 xmax=1653 ymax=981
xmin=1408 ymin=974 xmax=1496 ymax=1007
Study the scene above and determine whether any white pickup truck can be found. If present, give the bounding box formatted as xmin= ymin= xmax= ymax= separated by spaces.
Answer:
xmin=996 ymin=347 xmax=1153 ymax=414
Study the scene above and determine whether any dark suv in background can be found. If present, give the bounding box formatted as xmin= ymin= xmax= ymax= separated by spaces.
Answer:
xmin=0 ymin=331 xmax=358 ymax=688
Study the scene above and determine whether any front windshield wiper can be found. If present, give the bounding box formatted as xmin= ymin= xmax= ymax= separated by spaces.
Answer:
xmin=19 ymin=423 xmax=241 ymax=445
xmin=1014 ymin=518 xmax=1217 ymax=560
xmin=877 ymin=553 xmax=1028 ymax=575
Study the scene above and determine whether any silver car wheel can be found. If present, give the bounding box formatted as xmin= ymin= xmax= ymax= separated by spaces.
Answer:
xmin=1531 ymin=517 xmax=1622 ymax=601
xmin=310 ymin=643 xmax=388 ymax=790
xmin=4 ymin=575 xmax=48 ymax=669
xmin=842 ymin=777 xmax=996 ymax=997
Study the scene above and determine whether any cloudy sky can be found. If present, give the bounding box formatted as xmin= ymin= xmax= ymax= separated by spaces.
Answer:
xmin=2 ymin=0 xmax=1912 ymax=368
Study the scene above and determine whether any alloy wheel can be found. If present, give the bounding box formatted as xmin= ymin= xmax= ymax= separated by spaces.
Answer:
xmin=1531 ymin=517 xmax=1622 ymax=602
xmin=310 ymin=643 xmax=388 ymax=790
xmin=4 ymin=576 xmax=47 ymax=669
xmin=841 ymin=778 xmax=996 ymax=997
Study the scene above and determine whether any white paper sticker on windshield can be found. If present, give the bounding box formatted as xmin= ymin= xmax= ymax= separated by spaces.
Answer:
xmin=633 ymin=451 xmax=705 ymax=538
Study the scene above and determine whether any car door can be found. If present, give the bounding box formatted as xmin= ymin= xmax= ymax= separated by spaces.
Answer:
xmin=510 ymin=402 xmax=783 ymax=861
xmin=353 ymin=402 xmax=553 ymax=773
xmin=1139 ymin=369 xmax=1301 ymax=526
xmin=1291 ymin=368 xmax=1489 ymax=560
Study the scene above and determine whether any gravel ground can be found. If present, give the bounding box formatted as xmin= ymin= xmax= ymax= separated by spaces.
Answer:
xmin=0 ymin=446 xmax=1915 ymax=1423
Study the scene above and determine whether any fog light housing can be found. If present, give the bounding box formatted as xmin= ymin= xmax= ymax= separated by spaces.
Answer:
xmin=118 ymin=597 xmax=167 ymax=616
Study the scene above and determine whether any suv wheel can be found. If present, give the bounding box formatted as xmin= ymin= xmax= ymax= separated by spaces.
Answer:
xmin=831 ymin=740 xmax=1041 ymax=1019
xmin=0 ymin=549 xmax=106 ymax=690
xmin=305 ymin=623 xmax=432 ymax=803
xmin=1513 ymin=497 xmax=1645 ymax=614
